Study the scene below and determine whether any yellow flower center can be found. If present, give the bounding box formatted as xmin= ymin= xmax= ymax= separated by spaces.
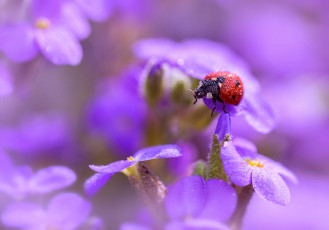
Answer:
xmin=127 ymin=156 xmax=135 ymax=161
xmin=246 ymin=159 xmax=264 ymax=167
xmin=35 ymin=17 xmax=51 ymax=29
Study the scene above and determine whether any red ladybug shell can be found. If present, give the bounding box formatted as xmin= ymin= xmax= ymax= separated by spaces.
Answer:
xmin=204 ymin=71 xmax=243 ymax=105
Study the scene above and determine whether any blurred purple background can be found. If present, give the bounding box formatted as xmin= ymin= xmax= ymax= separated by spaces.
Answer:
xmin=0 ymin=0 xmax=329 ymax=229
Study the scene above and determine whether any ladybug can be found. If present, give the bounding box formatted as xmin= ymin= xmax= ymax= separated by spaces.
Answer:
xmin=192 ymin=71 xmax=243 ymax=116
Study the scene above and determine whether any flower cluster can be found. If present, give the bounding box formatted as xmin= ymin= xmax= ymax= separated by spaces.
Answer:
xmin=0 ymin=1 xmax=313 ymax=228
xmin=134 ymin=39 xmax=276 ymax=133
xmin=80 ymin=37 xmax=297 ymax=229
xmin=0 ymin=0 xmax=111 ymax=65
xmin=0 ymin=149 xmax=96 ymax=230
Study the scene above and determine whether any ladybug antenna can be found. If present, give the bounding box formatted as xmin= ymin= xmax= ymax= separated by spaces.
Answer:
xmin=187 ymin=89 xmax=198 ymax=104
xmin=187 ymin=89 xmax=194 ymax=95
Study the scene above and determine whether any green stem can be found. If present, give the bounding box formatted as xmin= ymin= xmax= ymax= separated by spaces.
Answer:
xmin=206 ymin=134 xmax=229 ymax=182
xmin=228 ymin=184 xmax=254 ymax=230
xmin=126 ymin=163 xmax=168 ymax=227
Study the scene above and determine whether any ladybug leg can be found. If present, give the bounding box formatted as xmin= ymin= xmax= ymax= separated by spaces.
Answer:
xmin=222 ymin=102 xmax=228 ymax=113
xmin=216 ymin=96 xmax=228 ymax=113
xmin=211 ymin=97 xmax=217 ymax=116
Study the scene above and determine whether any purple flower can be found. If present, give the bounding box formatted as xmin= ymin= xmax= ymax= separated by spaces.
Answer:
xmin=0 ymin=61 xmax=13 ymax=96
xmin=0 ymin=150 xmax=76 ymax=199
xmin=164 ymin=175 xmax=236 ymax=230
xmin=167 ymin=142 xmax=197 ymax=177
xmin=221 ymin=139 xmax=297 ymax=205
xmin=215 ymin=113 xmax=231 ymax=141
xmin=243 ymin=172 xmax=329 ymax=229
xmin=84 ymin=144 xmax=182 ymax=196
xmin=1 ymin=192 xmax=91 ymax=230
xmin=121 ymin=223 xmax=152 ymax=230
xmin=134 ymin=39 xmax=276 ymax=133
xmin=74 ymin=0 xmax=112 ymax=22
xmin=0 ymin=114 xmax=72 ymax=156
xmin=87 ymin=68 xmax=147 ymax=156
xmin=0 ymin=0 xmax=88 ymax=65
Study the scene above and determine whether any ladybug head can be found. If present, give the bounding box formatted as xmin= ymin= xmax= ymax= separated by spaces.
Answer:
xmin=194 ymin=87 xmax=206 ymax=99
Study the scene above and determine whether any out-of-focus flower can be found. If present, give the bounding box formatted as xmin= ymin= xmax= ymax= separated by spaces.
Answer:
xmin=223 ymin=2 xmax=325 ymax=78
xmin=87 ymin=69 xmax=147 ymax=156
xmin=164 ymin=175 xmax=236 ymax=230
xmin=74 ymin=0 xmax=112 ymax=22
xmin=167 ymin=141 xmax=197 ymax=177
xmin=81 ymin=216 xmax=104 ymax=230
xmin=85 ymin=145 xmax=182 ymax=196
xmin=0 ymin=150 xmax=76 ymax=199
xmin=0 ymin=0 xmax=88 ymax=65
xmin=120 ymin=175 xmax=236 ymax=230
xmin=221 ymin=139 xmax=297 ymax=205
xmin=0 ymin=115 xmax=72 ymax=156
xmin=1 ymin=192 xmax=91 ymax=230
xmin=0 ymin=61 xmax=13 ymax=96
xmin=244 ymin=172 xmax=329 ymax=230
xmin=134 ymin=39 xmax=276 ymax=134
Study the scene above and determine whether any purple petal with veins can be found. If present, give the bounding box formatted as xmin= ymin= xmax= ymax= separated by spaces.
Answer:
xmin=89 ymin=160 xmax=136 ymax=174
xmin=252 ymin=167 xmax=290 ymax=205
xmin=133 ymin=145 xmax=182 ymax=162
xmin=84 ymin=173 xmax=113 ymax=197
xmin=221 ymin=141 xmax=252 ymax=186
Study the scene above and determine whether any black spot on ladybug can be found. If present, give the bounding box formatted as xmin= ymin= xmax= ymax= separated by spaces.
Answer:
xmin=232 ymin=95 xmax=236 ymax=100
xmin=235 ymin=80 xmax=240 ymax=87
xmin=218 ymin=77 xmax=225 ymax=83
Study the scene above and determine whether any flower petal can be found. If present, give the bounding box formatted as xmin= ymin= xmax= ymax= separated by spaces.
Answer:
xmin=242 ymin=93 xmax=276 ymax=134
xmin=221 ymin=141 xmax=252 ymax=186
xmin=29 ymin=166 xmax=76 ymax=194
xmin=165 ymin=219 xmax=229 ymax=230
xmin=89 ymin=160 xmax=136 ymax=173
xmin=74 ymin=0 xmax=112 ymax=22
xmin=215 ymin=113 xmax=231 ymax=141
xmin=185 ymin=219 xmax=230 ymax=230
xmin=198 ymin=179 xmax=237 ymax=222
xmin=84 ymin=173 xmax=113 ymax=196
xmin=32 ymin=0 xmax=64 ymax=20
xmin=0 ymin=22 xmax=38 ymax=62
xmin=233 ymin=137 xmax=257 ymax=153
xmin=133 ymin=144 xmax=182 ymax=162
xmin=120 ymin=223 xmax=152 ymax=230
xmin=0 ymin=166 xmax=33 ymax=199
xmin=47 ymin=193 xmax=91 ymax=229
xmin=60 ymin=2 xmax=90 ymax=40
xmin=134 ymin=38 xmax=177 ymax=60
xmin=252 ymin=167 xmax=290 ymax=205
xmin=165 ymin=175 xmax=206 ymax=220
xmin=134 ymin=39 xmax=261 ymax=94
xmin=1 ymin=202 xmax=46 ymax=228
xmin=35 ymin=27 xmax=82 ymax=65
xmin=260 ymin=156 xmax=298 ymax=185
